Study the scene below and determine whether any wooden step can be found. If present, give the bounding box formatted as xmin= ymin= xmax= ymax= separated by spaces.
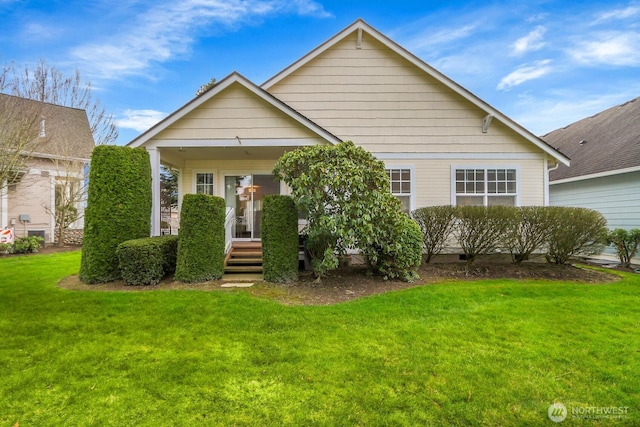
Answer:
xmin=224 ymin=265 xmax=264 ymax=273
xmin=226 ymin=258 xmax=263 ymax=265
xmin=225 ymin=243 xmax=263 ymax=274
xmin=229 ymin=250 xmax=262 ymax=257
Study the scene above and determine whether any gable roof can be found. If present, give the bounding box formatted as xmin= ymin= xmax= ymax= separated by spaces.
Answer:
xmin=127 ymin=72 xmax=342 ymax=148
xmin=262 ymin=19 xmax=569 ymax=166
xmin=0 ymin=93 xmax=94 ymax=161
xmin=545 ymin=97 xmax=640 ymax=182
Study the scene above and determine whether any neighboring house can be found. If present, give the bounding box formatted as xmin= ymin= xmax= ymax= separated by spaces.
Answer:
xmin=128 ymin=19 xmax=569 ymax=243
xmin=545 ymin=96 xmax=640 ymax=262
xmin=0 ymin=93 xmax=94 ymax=244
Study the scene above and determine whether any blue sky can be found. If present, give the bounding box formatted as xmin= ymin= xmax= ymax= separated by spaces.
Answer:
xmin=1 ymin=0 xmax=639 ymax=145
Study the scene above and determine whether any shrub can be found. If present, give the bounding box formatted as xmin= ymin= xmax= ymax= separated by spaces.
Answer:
xmin=116 ymin=235 xmax=178 ymax=286
xmin=274 ymin=141 xmax=403 ymax=279
xmin=545 ymin=207 xmax=607 ymax=264
xmin=80 ymin=146 xmax=152 ymax=283
xmin=174 ymin=194 xmax=225 ymax=282
xmin=453 ymin=205 xmax=515 ymax=264
xmin=607 ymin=228 xmax=640 ymax=268
xmin=412 ymin=205 xmax=456 ymax=263
xmin=0 ymin=243 xmax=10 ymax=254
xmin=12 ymin=236 xmax=44 ymax=254
xmin=363 ymin=213 xmax=423 ymax=282
xmin=262 ymin=195 xmax=299 ymax=283
xmin=504 ymin=206 xmax=552 ymax=263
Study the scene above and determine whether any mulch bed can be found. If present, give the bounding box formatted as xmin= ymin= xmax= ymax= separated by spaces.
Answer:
xmin=56 ymin=256 xmax=625 ymax=305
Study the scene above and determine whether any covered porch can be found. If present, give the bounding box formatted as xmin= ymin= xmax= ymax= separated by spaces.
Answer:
xmin=126 ymin=72 xmax=342 ymax=242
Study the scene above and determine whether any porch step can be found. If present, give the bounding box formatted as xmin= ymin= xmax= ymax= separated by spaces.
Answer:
xmin=224 ymin=265 xmax=264 ymax=273
xmin=224 ymin=243 xmax=263 ymax=274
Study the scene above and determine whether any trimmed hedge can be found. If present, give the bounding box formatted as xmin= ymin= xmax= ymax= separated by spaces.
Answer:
xmin=412 ymin=205 xmax=456 ymax=263
xmin=174 ymin=194 xmax=226 ymax=282
xmin=454 ymin=205 xmax=514 ymax=264
xmin=116 ymin=235 xmax=178 ymax=286
xmin=545 ymin=207 xmax=607 ymax=264
xmin=262 ymin=195 xmax=299 ymax=283
xmin=410 ymin=205 xmax=608 ymax=265
xmin=80 ymin=146 xmax=152 ymax=283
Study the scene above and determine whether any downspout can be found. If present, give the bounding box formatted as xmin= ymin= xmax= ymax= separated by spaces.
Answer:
xmin=544 ymin=159 xmax=560 ymax=206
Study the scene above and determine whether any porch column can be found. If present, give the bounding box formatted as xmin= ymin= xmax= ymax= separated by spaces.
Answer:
xmin=148 ymin=147 xmax=161 ymax=236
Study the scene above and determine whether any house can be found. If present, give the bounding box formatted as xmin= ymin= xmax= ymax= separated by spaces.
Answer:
xmin=127 ymin=19 xmax=569 ymax=245
xmin=0 ymin=93 xmax=94 ymax=244
xmin=545 ymin=96 xmax=640 ymax=262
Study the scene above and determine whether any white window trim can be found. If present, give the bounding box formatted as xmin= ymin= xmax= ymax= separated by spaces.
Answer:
xmin=450 ymin=165 xmax=521 ymax=206
xmin=192 ymin=169 xmax=216 ymax=196
xmin=385 ymin=165 xmax=415 ymax=212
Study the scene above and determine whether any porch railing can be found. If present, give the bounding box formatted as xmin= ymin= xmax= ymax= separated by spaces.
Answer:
xmin=224 ymin=207 xmax=235 ymax=254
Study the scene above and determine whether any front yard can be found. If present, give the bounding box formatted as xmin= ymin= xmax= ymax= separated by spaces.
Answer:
xmin=1 ymin=251 xmax=638 ymax=425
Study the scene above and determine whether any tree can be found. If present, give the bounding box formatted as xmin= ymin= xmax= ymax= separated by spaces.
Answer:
xmin=160 ymin=166 xmax=179 ymax=233
xmin=2 ymin=60 xmax=117 ymax=244
xmin=0 ymin=92 xmax=42 ymax=193
xmin=2 ymin=60 xmax=118 ymax=145
xmin=42 ymin=156 xmax=87 ymax=246
xmin=274 ymin=141 xmax=421 ymax=281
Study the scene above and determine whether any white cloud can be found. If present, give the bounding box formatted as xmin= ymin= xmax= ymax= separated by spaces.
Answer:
xmin=497 ymin=60 xmax=553 ymax=90
xmin=69 ymin=0 xmax=330 ymax=80
xmin=514 ymin=91 xmax=640 ymax=136
xmin=512 ymin=26 xmax=546 ymax=55
xmin=118 ymin=109 xmax=167 ymax=132
xmin=407 ymin=23 xmax=481 ymax=52
xmin=595 ymin=5 xmax=640 ymax=22
xmin=569 ymin=32 xmax=640 ymax=66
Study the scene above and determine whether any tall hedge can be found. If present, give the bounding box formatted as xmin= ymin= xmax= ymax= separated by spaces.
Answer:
xmin=262 ymin=195 xmax=299 ymax=283
xmin=79 ymin=146 xmax=151 ymax=283
xmin=174 ymin=194 xmax=226 ymax=282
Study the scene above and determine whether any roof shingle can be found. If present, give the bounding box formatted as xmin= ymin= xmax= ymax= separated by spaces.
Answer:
xmin=544 ymin=97 xmax=640 ymax=181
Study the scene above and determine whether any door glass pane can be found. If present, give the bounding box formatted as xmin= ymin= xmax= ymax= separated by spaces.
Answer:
xmin=225 ymin=174 xmax=280 ymax=240
xmin=252 ymin=175 xmax=280 ymax=239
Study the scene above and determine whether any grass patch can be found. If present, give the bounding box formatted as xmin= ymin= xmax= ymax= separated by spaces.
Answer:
xmin=1 ymin=251 xmax=639 ymax=425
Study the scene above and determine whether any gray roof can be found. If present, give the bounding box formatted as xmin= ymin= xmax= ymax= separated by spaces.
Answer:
xmin=544 ymin=96 xmax=640 ymax=181
xmin=0 ymin=93 xmax=95 ymax=160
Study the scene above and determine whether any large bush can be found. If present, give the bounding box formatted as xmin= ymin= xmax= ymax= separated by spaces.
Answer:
xmin=504 ymin=206 xmax=552 ymax=263
xmin=274 ymin=141 xmax=404 ymax=279
xmin=80 ymin=146 xmax=151 ymax=283
xmin=262 ymin=195 xmax=299 ymax=283
xmin=116 ymin=235 xmax=178 ymax=286
xmin=453 ymin=205 xmax=515 ymax=264
xmin=12 ymin=236 xmax=44 ymax=254
xmin=174 ymin=194 xmax=225 ymax=282
xmin=607 ymin=228 xmax=640 ymax=268
xmin=412 ymin=205 xmax=456 ymax=263
xmin=363 ymin=213 xmax=423 ymax=282
xmin=545 ymin=207 xmax=607 ymax=264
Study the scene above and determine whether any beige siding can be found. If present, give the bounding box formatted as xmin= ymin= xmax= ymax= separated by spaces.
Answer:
xmin=156 ymin=83 xmax=325 ymax=142
xmin=386 ymin=158 xmax=546 ymax=210
xmin=268 ymin=31 xmax=536 ymax=155
xmin=7 ymin=170 xmax=54 ymax=241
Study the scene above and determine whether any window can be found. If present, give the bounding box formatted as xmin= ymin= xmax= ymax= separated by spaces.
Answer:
xmin=454 ymin=168 xmax=517 ymax=206
xmin=195 ymin=172 xmax=214 ymax=195
xmin=387 ymin=168 xmax=411 ymax=213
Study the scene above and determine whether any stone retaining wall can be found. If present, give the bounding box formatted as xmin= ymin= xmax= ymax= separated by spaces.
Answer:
xmin=54 ymin=228 xmax=84 ymax=246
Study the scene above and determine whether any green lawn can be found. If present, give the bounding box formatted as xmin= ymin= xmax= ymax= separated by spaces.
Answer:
xmin=1 ymin=251 xmax=638 ymax=426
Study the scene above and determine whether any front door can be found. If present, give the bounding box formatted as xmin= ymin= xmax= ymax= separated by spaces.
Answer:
xmin=224 ymin=174 xmax=280 ymax=240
